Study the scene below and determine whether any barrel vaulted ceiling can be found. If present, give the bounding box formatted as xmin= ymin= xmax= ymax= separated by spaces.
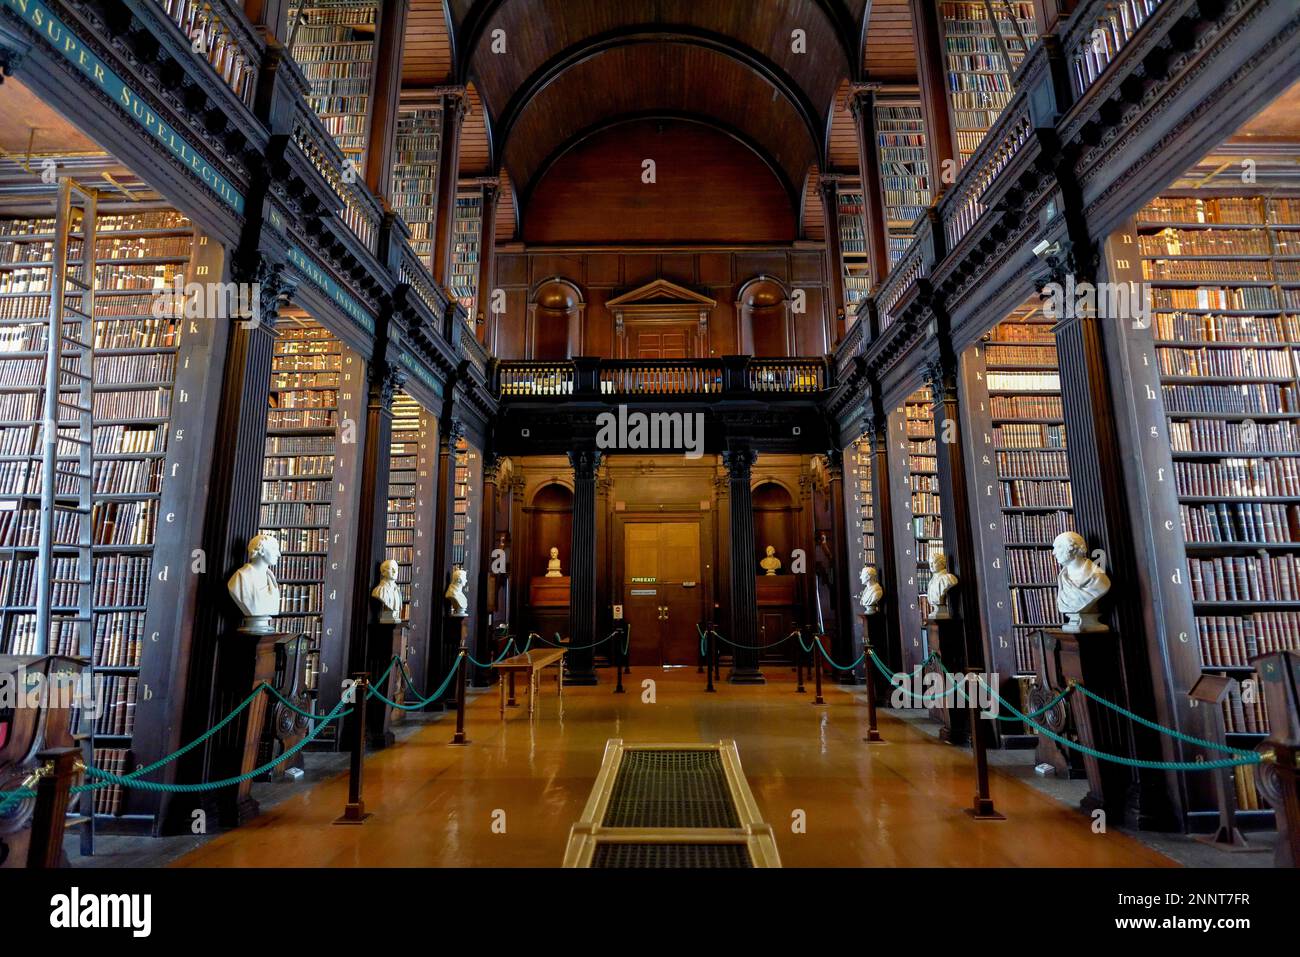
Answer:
xmin=404 ymin=0 xmax=918 ymax=231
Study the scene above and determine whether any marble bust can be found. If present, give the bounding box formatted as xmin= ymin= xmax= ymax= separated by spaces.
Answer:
xmin=925 ymin=552 xmax=957 ymax=621
xmin=372 ymin=559 xmax=403 ymax=624
xmin=545 ymin=546 xmax=563 ymax=578
xmin=859 ymin=565 xmax=884 ymax=616
xmin=445 ymin=566 xmax=469 ymax=617
xmin=227 ymin=533 xmax=281 ymax=634
xmin=759 ymin=545 xmax=782 ymax=576
xmin=1053 ymin=531 xmax=1111 ymax=633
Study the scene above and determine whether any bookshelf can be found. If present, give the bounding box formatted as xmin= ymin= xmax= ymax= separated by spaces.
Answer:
xmin=386 ymin=392 xmax=435 ymax=629
xmin=849 ymin=435 xmax=876 ymax=570
xmin=391 ymin=106 xmax=442 ymax=260
xmin=875 ymin=97 xmax=932 ymax=267
xmin=288 ymin=0 xmax=379 ymax=167
xmin=259 ymin=316 xmax=365 ymax=743
xmin=837 ymin=187 xmax=872 ymax=311
xmin=0 ymin=190 xmax=208 ymax=821
xmin=1110 ymin=188 xmax=1300 ymax=826
xmin=449 ymin=192 xmax=483 ymax=318
xmin=939 ymin=1 xmax=1038 ymax=167
xmin=985 ymin=308 xmax=1076 ymax=672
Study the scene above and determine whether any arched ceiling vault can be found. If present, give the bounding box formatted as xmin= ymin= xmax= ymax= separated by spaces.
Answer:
xmin=436 ymin=0 xmax=868 ymax=207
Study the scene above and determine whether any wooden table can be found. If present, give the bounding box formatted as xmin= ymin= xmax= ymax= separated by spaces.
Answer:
xmin=492 ymin=648 xmax=566 ymax=719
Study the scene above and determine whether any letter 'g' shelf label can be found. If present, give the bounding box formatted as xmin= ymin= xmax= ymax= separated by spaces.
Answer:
xmin=2 ymin=0 xmax=245 ymax=213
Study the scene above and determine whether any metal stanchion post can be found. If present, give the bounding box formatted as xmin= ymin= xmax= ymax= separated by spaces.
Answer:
xmin=334 ymin=674 xmax=371 ymax=824
xmin=965 ymin=668 xmax=1004 ymax=820
xmin=614 ymin=628 xmax=626 ymax=694
xmin=795 ymin=629 xmax=806 ymax=694
xmin=705 ymin=628 xmax=716 ymax=693
xmin=812 ymin=634 xmax=825 ymax=705
xmin=451 ymin=647 xmax=471 ymax=745
xmin=863 ymin=645 xmax=883 ymax=742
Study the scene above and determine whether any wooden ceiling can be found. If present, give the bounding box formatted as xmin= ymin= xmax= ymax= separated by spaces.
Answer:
xmin=400 ymin=0 xmax=920 ymax=237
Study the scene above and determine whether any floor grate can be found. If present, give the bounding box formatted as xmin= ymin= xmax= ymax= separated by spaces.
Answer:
xmin=601 ymin=749 xmax=740 ymax=829
xmin=591 ymin=842 xmax=753 ymax=868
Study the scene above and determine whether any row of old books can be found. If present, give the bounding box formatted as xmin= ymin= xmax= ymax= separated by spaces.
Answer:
xmin=1168 ymin=417 xmax=1300 ymax=454
xmin=1154 ymin=312 xmax=1300 ymax=343
xmin=1001 ymin=510 xmax=1074 ymax=545
xmin=93 ymin=611 xmax=145 ymax=668
xmin=1197 ymin=612 xmax=1300 ymax=667
xmin=90 ymin=749 xmax=130 ymax=816
xmin=1160 ymin=382 xmax=1293 ymax=414
xmin=1188 ymin=553 xmax=1300 ymax=603
xmin=1156 ymin=345 xmax=1293 ymax=378
xmin=1179 ymin=502 xmax=1299 ymax=544
xmin=1174 ymin=457 xmax=1300 ymax=497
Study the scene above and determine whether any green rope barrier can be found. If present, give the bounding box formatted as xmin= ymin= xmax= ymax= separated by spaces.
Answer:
xmin=711 ymin=628 xmax=801 ymax=651
xmin=465 ymin=638 xmax=517 ymax=669
xmin=534 ymin=630 xmax=620 ymax=651
xmin=381 ymin=655 xmax=463 ymax=709
xmin=1073 ymin=683 xmax=1257 ymax=758
xmin=812 ymin=637 xmax=865 ymax=672
xmin=973 ymin=676 xmax=1260 ymax=771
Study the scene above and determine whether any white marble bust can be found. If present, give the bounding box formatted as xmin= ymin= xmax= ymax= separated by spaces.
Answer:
xmin=227 ymin=533 xmax=282 ymax=634
xmin=859 ymin=565 xmax=884 ymax=616
xmin=445 ymin=566 xmax=469 ymax=617
xmin=372 ymin=559 xmax=403 ymax=624
xmin=1053 ymin=531 xmax=1111 ymax=633
xmin=759 ymin=545 xmax=782 ymax=576
xmin=545 ymin=546 xmax=562 ymax=578
xmin=925 ymin=552 xmax=957 ymax=621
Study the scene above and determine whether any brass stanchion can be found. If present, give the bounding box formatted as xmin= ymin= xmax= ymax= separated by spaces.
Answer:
xmin=795 ymin=629 xmax=806 ymax=695
xmin=26 ymin=748 xmax=78 ymax=868
xmin=614 ymin=627 xmax=626 ymax=695
xmin=863 ymin=645 xmax=883 ymax=743
xmin=334 ymin=674 xmax=371 ymax=824
xmin=812 ymin=634 xmax=825 ymax=705
xmin=965 ymin=669 xmax=1005 ymax=820
xmin=705 ymin=628 xmax=716 ymax=693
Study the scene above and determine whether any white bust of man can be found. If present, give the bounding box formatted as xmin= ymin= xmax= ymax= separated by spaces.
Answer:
xmin=372 ymin=559 xmax=403 ymax=624
xmin=859 ymin=565 xmax=884 ymax=616
xmin=227 ymin=533 xmax=282 ymax=633
xmin=1053 ymin=531 xmax=1111 ymax=632
xmin=545 ymin=546 xmax=562 ymax=578
xmin=926 ymin=552 xmax=957 ymax=620
xmin=759 ymin=545 xmax=782 ymax=576
xmin=445 ymin=566 xmax=469 ymax=617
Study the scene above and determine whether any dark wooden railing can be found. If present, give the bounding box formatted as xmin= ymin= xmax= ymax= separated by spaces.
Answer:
xmin=496 ymin=358 xmax=828 ymax=398
xmin=1064 ymin=0 xmax=1168 ymax=97
xmin=149 ymin=0 xmax=263 ymax=108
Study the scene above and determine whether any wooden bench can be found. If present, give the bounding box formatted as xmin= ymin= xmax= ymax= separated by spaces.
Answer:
xmin=491 ymin=648 xmax=566 ymax=719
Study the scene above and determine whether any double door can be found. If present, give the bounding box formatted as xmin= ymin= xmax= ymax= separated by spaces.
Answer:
xmin=622 ymin=521 xmax=703 ymax=666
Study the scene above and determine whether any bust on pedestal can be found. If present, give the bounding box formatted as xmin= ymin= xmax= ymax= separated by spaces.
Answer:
xmin=859 ymin=565 xmax=883 ymax=616
xmin=367 ymin=559 xmax=407 ymax=748
xmin=371 ymin=559 xmax=403 ymax=624
xmin=759 ymin=545 xmax=782 ymax=576
xmin=1053 ymin=531 xmax=1111 ymax=633
xmin=545 ymin=546 xmax=563 ymax=578
xmin=925 ymin=552 xmax=957 ymax=620
xmin=445 ymin=566 xmax=469 ymax=618
xmin=226 ymin=532 xmax=282 ymax=634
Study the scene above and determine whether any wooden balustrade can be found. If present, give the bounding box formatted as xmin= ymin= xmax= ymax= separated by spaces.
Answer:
xmin=599 ymin=361 xmax=724 ymax=395
xmin=876 ymin=246 xmax=928 ymax=333
xmin=291 ymin=117 xmax=383 ymax=255
xmin=495 ymin=359 xmax=827 ymax=398
xmin=152 ymin=0 xmax=262 ymax=108
xmin=398 ymin=244 xmax=443 ymax=320
xmin=942 ymin=109 xmax=1033 ymax=250
xmin=498 ymin=362 xmax=575 ymax=397
xmin=1066 ymin=0 xmax=1167 ymax=97
xmin=747 ymin=360 xmax=825 ymax=393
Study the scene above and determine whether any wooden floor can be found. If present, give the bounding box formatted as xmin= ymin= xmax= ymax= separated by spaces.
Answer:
xmin=173 ymin=668 xmax=1175 ymax=868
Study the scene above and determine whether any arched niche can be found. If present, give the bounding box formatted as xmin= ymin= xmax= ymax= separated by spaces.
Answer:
xmin=736 ymin=276 xmax=792 ymax=357
xmin=527 ymin=482 xmax=573 ymax=578
xmin=528 ymin=278 xmax=584 ymax=360
xmin=752 ymin=481 xmax=797 ymax=573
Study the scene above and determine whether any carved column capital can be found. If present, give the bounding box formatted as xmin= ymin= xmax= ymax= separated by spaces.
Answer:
xmin=568 ymin=448 xmax=602 ymax=479
xmin=372 ymin=360 xmax=408 ymax=410
xmin=721 ymin=447 xmax=757 ymax=481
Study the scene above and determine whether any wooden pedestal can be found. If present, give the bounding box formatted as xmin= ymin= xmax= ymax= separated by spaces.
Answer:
xmin=256 ymin=634 xmax=313 ymax=781
xmin=1029 ymin=630 xmax=1088 ymax=781
xmin=530 ymin=576 xmax=570 ymax=607
xmin=366 ymin=622 xmax=407 ymax=750
xmin=209 ymin=630 xmax=284 ymax=828
xmin=927 ymin=619 xmax=969 ymax=746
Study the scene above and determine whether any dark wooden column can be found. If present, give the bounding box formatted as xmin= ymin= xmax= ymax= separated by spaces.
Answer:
xmin=363 ymin=0 xmax=411 ymax=202
xmin=431 ymin=88 xmax=468 ymax=288
xmin=908 ymin=0 xmax=957 ymax=193
xmin=924 ymin=330 xmax=985 ymax=674
xmin=424 ymin=410 xmax=463 ymax=709
xmin=475 ymin=179 xmax=499 ymax=345
xmin=166 ymin=255 xmax=293 ymax=833
xmin=566 ymin=449 xmax=600 ymax=685
xmin=723 ymin=447 xmax=764 ymax=683
xmin=1043 ymin=242 xmax=1177 ymax=829
xmin=471 ymin=453 xmax=501 ymax=687
xmin=343 ymin=355 xmax=403 ymax=745
xmin=825 ymin=449 xmax=862 ymax=683
xmin=847 ymin=84 xmax=892 ymax=287
xmin=818 ymin=177 xmax=848 ymax=340
xmin=866 ymin=395 xmax=904 ymax=675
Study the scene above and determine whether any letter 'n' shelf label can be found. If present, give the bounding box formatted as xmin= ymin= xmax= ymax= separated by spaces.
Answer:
xmin=2 ymin=0 xmax=245 ymax=213
xmin=287 ymin=245 xmax=374 ymax=334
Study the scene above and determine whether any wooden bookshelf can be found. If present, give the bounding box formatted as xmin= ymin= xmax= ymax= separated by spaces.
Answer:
xmin=849 ymin=434 xmax=876 ymax=569
xmin=288 ymin=0 xmax=380 ymax=167
xmin=391 ymin=106 xmax=442 ymax=260
xmin=1110 ymin=188 xmax=1300 ymax=826
xmin=939 ymin=1 xmax=1038 ymax=167
xmin=449 ymin=192 xmax=482 ymax=318
xmin=386 ymin=392 xmax=435 ymax=630
xmin=836 ymin=187 xmax=872 ymax=312
xmin=259 ymin=316 xmax=365 ymax=745
xmin=874 ymin=96 xmax=932 ymax=267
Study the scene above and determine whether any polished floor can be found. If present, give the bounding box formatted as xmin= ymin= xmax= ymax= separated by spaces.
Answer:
xmin=173 ymin=668 xmax=1175 ymax=867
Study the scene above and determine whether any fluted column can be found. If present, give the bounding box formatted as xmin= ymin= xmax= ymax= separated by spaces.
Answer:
xmin=566 ymin=448 xmax=601 ymax=685
xmin=825 ymin=449 xmax=862 ymax=683
xmin=426 ymin=414 xmax=464 ymax=708
xmin=818 ymin=178 xmax=847 ymax=340
xmin=724 ymin=447 xmax=764 ymax=683
xmin=431 ymin=88 xmax=468 ymax=288
xmin=848 ymin=84 xmax=891 ymax=287
xmin=363 ymin=0 xmax=411 ymax=201
xmin=471 ymin=454 xmax=501 ymax=687
xmin=475 ymin=179 xmax=500 ymax=346
xmin=909 ymin=0 xmax=957 ymax=192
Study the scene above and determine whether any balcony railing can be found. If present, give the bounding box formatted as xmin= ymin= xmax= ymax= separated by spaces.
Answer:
xmin=876 ymin=244 xmax=928 ymax=334
xmin=601 ymin=361 xmax=723 ymax=395
xmin=496 ymin=358 xmax=828 ymax=399
xmin=1066 ymin=0 xmax=1167 ymax=97
xmin=398 ymin=242 xmax=443 ymax=320
xmin=291 ymin=116 xmax=382 ymax=255
xmin=748 ymin=359 xmax=824 ymax=393
xmin=941 ymin=107 xmax=1033 ymax=250
xmin=499 ymin=362 xmax=575 ymax=397
xmin=152 ymin=0 xmax=262 ymax=108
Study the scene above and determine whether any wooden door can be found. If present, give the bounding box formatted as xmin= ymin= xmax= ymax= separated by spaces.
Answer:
xmin=630 ymin=323 xmax=694 ymax=358
xmin=623 ymin=521 xmax=703 ymax=665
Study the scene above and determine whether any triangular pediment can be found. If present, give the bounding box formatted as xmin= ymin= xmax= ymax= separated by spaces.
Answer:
xmin=606 ymin=279 xmax=717 ymax=309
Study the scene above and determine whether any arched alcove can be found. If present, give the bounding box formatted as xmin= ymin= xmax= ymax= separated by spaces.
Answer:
xmin=736 ymin=276 xmax=791 ymax=357
xmin=527 ymin=482 xmax=574 ymax=578
xmin=529 ymin=278 xmax=584 ymax=359
xmin=752 ymin=481 xmax=796 ymax=572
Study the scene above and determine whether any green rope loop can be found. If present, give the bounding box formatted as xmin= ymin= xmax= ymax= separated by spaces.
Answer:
xmin=534 ymin=630 xmax=620 ymax=651
xmin=711 ymin=628 xmax=801 ymax=652
xmin=465 ymin=638 xmax=517 ymax=669
xmin=812 ymin=637 xmax=866 ymax=672
xmin=1073 ymin=683 xmax=1257 ymax=758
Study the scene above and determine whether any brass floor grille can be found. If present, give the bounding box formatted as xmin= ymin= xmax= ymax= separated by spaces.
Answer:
xmin=592 ymin=842 xmax=753 ymax=868
xmin=601 ymin=749 xmax=740 ymax=829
